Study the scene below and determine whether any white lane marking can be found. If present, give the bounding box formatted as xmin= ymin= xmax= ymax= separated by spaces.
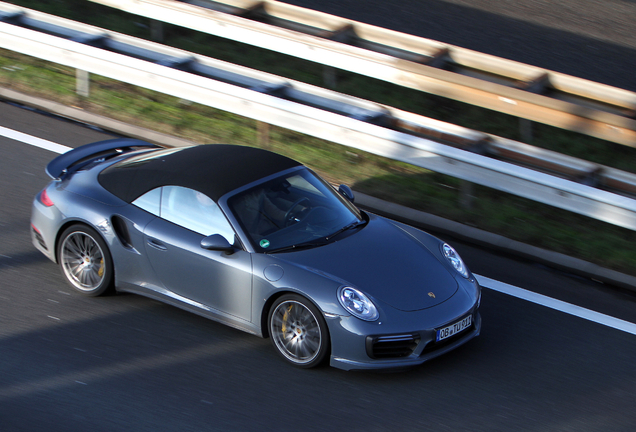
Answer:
xmin=4 ymin=125 xmax=635 ymax=336
xmin=477 ymin=275 xmax=636 ymax=336
xmin=0 ymin=126 xmax=70 ymax=154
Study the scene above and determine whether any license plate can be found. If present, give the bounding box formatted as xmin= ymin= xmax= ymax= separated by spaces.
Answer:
xmin=436 ymin=315 xmax=472 ymax=342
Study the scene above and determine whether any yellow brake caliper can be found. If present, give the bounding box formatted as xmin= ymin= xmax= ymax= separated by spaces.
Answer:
xmin=98 ymin=258 xmax=104 ymax=278
xmin=281 ymin=304 xmax=293 ymax=333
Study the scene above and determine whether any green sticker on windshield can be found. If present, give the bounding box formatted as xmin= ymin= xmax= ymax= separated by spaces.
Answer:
xmin=260 ymin=239 xmax=270 ymax=248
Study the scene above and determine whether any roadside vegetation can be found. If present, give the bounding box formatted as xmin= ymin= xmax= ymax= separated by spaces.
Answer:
xmin=1 ymin=0 xmax=635 ymax=276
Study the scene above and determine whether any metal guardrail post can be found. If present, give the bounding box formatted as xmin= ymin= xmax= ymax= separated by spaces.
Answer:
xmin=459 ymin=180 xmax=475 ymax=209
xmin=322 ymin=66 xmax=337 ymax=89
xmin=150 ymin=19 xmax=164 ymax=42
xmin=519 ymin=118 xmax=533 ymax=144
xmin=76 ymin=69 xmax=90 ymax=97
xmin=257 ymin=121 xmax=270 ymax=148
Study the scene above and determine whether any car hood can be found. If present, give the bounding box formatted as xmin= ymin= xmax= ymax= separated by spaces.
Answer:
xmin=272 ymin=215 xmax=458 ymax=311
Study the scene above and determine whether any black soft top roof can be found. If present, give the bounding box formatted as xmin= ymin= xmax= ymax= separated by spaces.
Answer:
xmin=98 ymin=144 xmax=301 ymax=203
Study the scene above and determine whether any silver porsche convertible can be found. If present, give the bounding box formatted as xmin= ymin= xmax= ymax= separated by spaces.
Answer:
xmin=31 ymin=139 xmax=481 ymax=370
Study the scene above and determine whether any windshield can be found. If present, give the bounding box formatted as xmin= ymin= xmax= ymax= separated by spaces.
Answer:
xmin=227 ymin=169 xmax=363 ymax=252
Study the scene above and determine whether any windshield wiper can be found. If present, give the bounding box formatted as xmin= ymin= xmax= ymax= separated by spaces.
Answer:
xmin=266 ymin=240 xmax=328 ymax=254
xmin=326 ymin=219 xmax=367 ymax=240
xmin=266 ymin=219 xmax=367 ymax=253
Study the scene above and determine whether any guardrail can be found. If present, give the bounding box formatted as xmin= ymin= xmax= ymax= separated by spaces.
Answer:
xmin=1 ymin=2 xmax=636 ymax=231
xmin=85 ymin=0 xmax=636 ymax=148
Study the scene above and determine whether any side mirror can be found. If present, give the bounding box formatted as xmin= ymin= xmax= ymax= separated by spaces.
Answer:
xmin=338 ymin=184 xmax=355 ymax=203
xmin=201 ymin=234 xmax=235 ymax=254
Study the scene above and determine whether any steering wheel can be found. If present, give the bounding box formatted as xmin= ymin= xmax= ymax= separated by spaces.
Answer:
xmin=284 ymin=197 xmax=311 ymax=226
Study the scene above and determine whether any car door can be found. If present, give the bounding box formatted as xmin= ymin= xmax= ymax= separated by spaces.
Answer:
xmin=137 ymin=186 xmax=253 ymax=322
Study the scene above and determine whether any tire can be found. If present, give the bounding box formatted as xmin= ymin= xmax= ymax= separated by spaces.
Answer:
xmin=268 ymin=294 xmax=330 ymax=368
xmin=57 ymin=224 xmax=114 ymax=296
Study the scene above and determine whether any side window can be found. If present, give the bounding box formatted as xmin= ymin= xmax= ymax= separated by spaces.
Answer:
xmin=132 ymin=187 xmax=161 ymax=216
xmin=160 ymin=186 xmax=235 ymax=243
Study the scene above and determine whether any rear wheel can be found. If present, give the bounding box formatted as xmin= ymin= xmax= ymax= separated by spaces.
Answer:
xmin=268 ymin=294 xmax=330 ymax=368
xmin=57 ymin=224 xmax=114 ymax=296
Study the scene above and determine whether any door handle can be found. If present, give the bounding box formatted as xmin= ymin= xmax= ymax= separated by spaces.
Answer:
xmin=147 ymin=238 xmax=167 ymax=251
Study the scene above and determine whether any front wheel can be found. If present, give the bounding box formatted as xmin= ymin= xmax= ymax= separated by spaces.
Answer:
xmin=268 ymin=294 xmax=330 ymax=368
xmin=57 ymin=224 xmax=114 ymax=296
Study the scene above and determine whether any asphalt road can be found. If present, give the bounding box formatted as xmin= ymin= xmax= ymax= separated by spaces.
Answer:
xmin=2 ymin=102 xmax=636 ymax=431
xmin=279 ymin=0 xmax=636 ymax=92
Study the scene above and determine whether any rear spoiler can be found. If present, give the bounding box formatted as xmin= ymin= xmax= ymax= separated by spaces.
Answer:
xmin=46 ymin=138 xmax=160 ymax=179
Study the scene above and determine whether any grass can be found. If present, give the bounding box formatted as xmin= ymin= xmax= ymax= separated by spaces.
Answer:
xmin=1 ymin=1 xmax=635 ymax=276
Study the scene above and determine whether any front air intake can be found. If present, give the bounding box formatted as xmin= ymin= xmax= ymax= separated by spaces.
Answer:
xmin=366 ymin=334 xmax=420 ymax=359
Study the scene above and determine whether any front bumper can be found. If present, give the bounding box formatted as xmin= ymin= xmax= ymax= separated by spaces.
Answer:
xmin=329 ymin=311 xmax=481 ymax=371
xmin=326 ymin=280 xmax=481 ymax=371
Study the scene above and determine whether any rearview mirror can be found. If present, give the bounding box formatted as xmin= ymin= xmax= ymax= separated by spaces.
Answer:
xmin=338 ymin=184 xmax=355 ymax=203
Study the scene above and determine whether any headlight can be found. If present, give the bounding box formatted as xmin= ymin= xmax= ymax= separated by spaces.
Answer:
xmin=337 ymin=286 xmax=379 ymax=321
xmin=442 ymin=243 xmax=469 ymax=278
